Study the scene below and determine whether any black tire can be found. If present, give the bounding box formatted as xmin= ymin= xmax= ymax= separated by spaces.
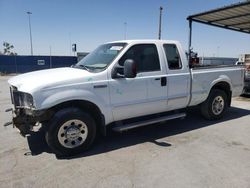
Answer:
xmin=45 ymin=107 xmax=96 ymax=156
xmin=201 ymin=89 xmax=228 ymax=120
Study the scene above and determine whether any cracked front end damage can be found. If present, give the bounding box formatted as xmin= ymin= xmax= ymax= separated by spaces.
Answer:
xmin=5 ymin=86 xmax=52 ymax=136
xmin=6 ymin=107 xmax=52 ymax=136
xmin=19 ymin=109 xmax=51 ymax=136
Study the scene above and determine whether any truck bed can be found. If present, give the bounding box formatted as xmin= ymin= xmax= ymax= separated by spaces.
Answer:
xmin=189 ymin=65 xmax=244 ymax=106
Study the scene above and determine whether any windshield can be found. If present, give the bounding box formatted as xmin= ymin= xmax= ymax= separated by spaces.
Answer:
xmin=75 ymin=42 xmax=127 ymax=72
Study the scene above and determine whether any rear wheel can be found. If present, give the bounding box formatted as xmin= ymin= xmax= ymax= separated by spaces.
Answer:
xmin=201 ymin=89 xmax=228 ymax=120
xmin=45 ymin=107 xmax=96 ymax=156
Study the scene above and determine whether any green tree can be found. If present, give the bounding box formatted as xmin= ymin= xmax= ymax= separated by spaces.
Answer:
xmin=3 ymin=42 xmax=17 ymax=55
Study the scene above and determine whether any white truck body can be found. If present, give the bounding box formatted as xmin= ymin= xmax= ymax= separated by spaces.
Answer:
xmin=8 ymin=40 xmax=244 ymax=124
xmin=7 ymin=40 xmax=245 ymax=155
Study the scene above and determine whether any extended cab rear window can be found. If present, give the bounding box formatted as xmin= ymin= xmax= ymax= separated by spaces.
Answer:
xmin=163 ymin=44 xmax=182 ymax=70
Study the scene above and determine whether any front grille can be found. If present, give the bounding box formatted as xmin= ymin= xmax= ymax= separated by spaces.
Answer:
xmin=13 ymin=91 xmax=22 ymax=107
xmin=10 ymin=87 xmax=13 ymax=104
xmin=10 ymin=86 xmax=17 ymax=105
xmin=10 ymin=86 xmax=19 ymax=107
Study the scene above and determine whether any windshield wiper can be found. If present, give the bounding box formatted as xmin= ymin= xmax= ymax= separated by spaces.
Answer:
xmin=90 ymin=66 xmax=106 ymax=69
xmin=74 ymin=64 xmax=106 ymax=72
xmin=75 ymin=64 xmax=91 ymax=71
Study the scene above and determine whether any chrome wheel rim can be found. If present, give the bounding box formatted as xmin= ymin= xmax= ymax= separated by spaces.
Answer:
xmin=212 ymin=96 xmax=224 ymax=115
xmin=58 ymin=119 xmax=88 ymax=148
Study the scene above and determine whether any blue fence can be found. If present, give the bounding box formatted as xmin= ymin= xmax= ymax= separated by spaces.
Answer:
xmin=0 ymin=55 xmax=77 ymax=73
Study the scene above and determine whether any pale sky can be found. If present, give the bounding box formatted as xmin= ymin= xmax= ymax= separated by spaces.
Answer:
xmin=0 ymin=0 xmax=249 ymax=58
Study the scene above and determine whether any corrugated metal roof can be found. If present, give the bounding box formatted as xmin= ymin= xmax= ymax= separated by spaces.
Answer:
xmin=187 ymin=1 xmax=250 ymax=34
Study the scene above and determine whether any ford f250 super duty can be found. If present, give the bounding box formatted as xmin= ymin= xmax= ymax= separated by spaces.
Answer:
xmin=6 ymin=40 xmax=244 ymax=156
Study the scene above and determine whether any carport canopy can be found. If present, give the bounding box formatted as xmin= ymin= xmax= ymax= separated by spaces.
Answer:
xmin=186 ymin=1 xmax=250 ymax=61
xmin=187 ymin=1 xmax=250 ymax=34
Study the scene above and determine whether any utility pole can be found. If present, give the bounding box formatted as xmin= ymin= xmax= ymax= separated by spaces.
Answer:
xmin=72 ymin=44 xmax=77 ymax=56
xmin=69 ymin=33 xmax=72 ymax=56
xmin=158 ymin=6 xmax=163 ymax=40
xmin=27 ymin=11 xmax=33 ymax=55
xmin=49 ymin=46 xmax=52 ymax=68
xmin=124 ymin=22 xmax=127 ymax=40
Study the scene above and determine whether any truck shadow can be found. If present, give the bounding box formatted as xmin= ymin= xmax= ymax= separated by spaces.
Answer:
xmin=26 ymin=106 xmax=250 ymax=159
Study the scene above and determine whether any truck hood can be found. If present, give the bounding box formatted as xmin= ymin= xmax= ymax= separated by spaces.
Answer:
xmin=8 ymin=67 xmax=93 ymax=93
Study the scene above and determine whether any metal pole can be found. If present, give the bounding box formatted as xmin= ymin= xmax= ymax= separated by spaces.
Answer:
xmin=188 ymin=19 xmax=192 ymax=64
xmin=124 ymin=22 xmax=127 ymax=40
xmin=14 ymin=55 xmax=17 ymax=74
xmin=49 ymin=46 xmax=52 ymax=68
xmin=187 ymin=19 xmax=193 ymax=106
xmin=27 ymin=12 xmax=33 ymax=55
xmin=158 ymin=6 xmax=163 ymax=40
xmin=69 ymin=33 xmax=72 ymax=56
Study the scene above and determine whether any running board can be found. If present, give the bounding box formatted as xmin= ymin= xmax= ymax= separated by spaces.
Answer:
xmin=112 ymin=112 xmax=186 ymax=132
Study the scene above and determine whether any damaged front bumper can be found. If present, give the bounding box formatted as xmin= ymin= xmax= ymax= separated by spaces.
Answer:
xmin=4 ymin=107 xmax=52 ymax=136
xmin=5 ymin=86 xmax=52 ymax=136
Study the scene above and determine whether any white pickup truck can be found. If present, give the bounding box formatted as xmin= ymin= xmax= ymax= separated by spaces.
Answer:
xmin=6 ymin=40 xmax=244 ymax=156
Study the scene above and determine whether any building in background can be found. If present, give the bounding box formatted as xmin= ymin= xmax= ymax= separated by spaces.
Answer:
xmin=0 ymin=55 xmax=77 ymax=74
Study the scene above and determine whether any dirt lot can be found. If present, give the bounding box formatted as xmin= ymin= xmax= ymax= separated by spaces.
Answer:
xmin=0 ymin=76 xmax=250 ymax=188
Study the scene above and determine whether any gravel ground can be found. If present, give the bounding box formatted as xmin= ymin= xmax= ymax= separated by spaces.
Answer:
xmin=0 ymin=76 xmax=250 ymax=188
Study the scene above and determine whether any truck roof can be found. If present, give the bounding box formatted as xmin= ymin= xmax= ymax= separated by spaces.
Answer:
xmin=108 ymin=39 xmax=180 ymax=45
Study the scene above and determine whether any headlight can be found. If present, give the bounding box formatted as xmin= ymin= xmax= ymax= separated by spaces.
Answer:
xmin=12 ymin=91 xmax=34 ymax=108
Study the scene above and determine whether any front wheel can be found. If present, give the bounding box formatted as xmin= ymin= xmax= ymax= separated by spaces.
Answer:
xmin=45 ymin=108 xmax=96 ymax=156
xmin=201 ymin=89 xmax=228 ymax=120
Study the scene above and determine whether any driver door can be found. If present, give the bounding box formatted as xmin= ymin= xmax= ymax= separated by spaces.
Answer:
xmin=109 ymin=44 xmax=164 ymax=121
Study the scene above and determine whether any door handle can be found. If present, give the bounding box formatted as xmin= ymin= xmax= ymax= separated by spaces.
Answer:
xmin=93 ymin=84 xmax=107 ymax=88
xmin=154 ymin=78 xmax=160 ymax=80
xmin=161 ymin=77 xmax=167 ymax=86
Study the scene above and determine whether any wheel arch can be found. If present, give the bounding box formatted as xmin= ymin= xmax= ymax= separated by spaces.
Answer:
xmin=209 ymin=81 xmax=232 ymax=106
xmin=48 ymin=100 xmax=106 ymax=136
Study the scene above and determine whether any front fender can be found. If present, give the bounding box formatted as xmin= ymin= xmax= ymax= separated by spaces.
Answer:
xmin=34 ymin=88 xmax=113 ymax=124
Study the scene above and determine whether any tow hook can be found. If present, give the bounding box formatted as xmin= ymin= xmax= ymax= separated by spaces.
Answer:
xmin=5 ymin=108 xmax=13 ymax=112
xmin=4 ymin=122 xmax=13 ymax=127
xmin=4 ymin=108 xmax=14 ymax=128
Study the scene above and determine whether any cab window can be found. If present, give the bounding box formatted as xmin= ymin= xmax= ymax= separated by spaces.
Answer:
xmin=118 ymin=44 xmax=160 ymax=73
xmin=163 ymin=44 xmax=182 ymax=70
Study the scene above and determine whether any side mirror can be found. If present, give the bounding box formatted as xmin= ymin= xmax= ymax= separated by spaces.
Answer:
xmin=124 ymin=59 xmax=137 ymax=78
xmin=111 ymin=65 xmax=124 ymax=79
